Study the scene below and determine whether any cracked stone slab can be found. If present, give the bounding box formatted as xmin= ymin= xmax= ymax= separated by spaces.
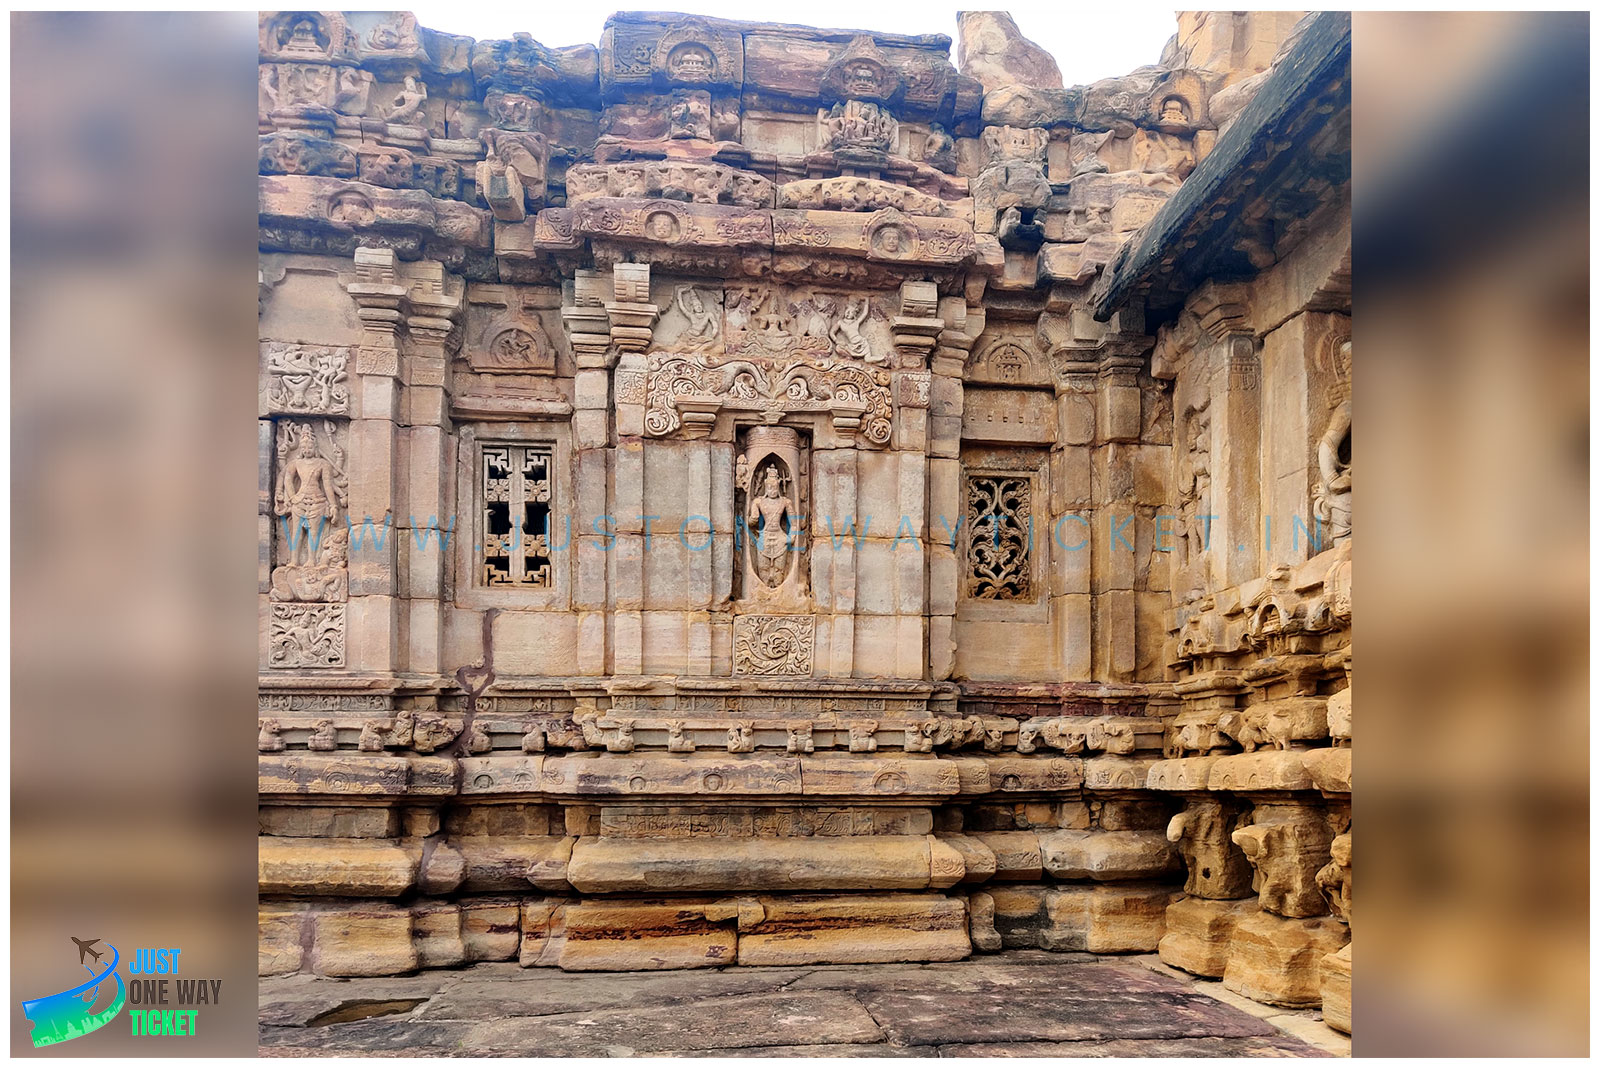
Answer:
xmin=259 ymin=1020 xmax=471 ymax=1053
xmin=935 ymin=1036 xmax=1332 ymax=1057
xmin=790 ymin=956 xmax=1193 ymax=997
xmin=670 ymin=1044 xmax=925 ymax=1057
xmin=858 ymin=985 xmax=1282 ymax=1046
xmin=419 ymin=969 xmax=809 ymax=1019
xmin=458 ymin=991 xmax=884 ymax=1054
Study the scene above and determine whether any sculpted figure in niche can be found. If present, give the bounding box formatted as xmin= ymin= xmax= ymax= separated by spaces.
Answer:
xmin=830 ymin=298 xmax=877 ymax=363
xmin=1177 ymin=404 xmax=1211 ymax=580
xmin=1313 ymin=340 xmax=1353 ymax=544
xmin=675 ymin=286 xmax=719 ymax=345
xmin=387 ymin=76 xmax=427 ymax=126
xmin=276 ymin=427 xmax=342 ymax=567
xmin=748 ymin=465 xmax=794 ymax=588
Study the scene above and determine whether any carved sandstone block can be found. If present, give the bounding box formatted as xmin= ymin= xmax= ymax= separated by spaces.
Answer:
xmin=799 ymin=758 xmax=961 ymax=797
xmin=311 ymin=907 xmax=420 ymax=977
xmin=1167 ymin=798 xmax=1255 ymax=899
xmin=1231 ymin=802 xmax=1334 ymax=918
xmin=1041 ymin=884 xmax=1177 ymax=953
xmin=969 ymin=831 xmax=1043 ymax=881
xmin=258 ymin=903 xmax=307 ymax=976
xmin=936 ymin=833 xmax=999 ymax=884
xmin=1157 ymin=895 xmax=1257 ymax=977
xmin=1037 ymin=829 xmax=1181 ymax=882
xmin=258 ymin=837 xmax=419 ymax=897
xmin=452 ymin=837 xmax=575 ymax=892
xmin=1321 ymin=942 xmax=1353 ymax=1034
xmin=566 ymin=835 xmax=950 ymax=893
xmin=1222 ymin=911 xmax=1350 ymax=1008
xmin=555 ymin=900 xmax=737 ymax=971
xmin=411 ymin=901 xmax=466 ymax=969
xmin=738 ymin=894 xmax=970 ymax=966
xmin=539 ymin=755 xmax=803 ymax=796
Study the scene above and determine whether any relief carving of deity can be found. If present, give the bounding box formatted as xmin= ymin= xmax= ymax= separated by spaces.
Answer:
xmin=748 ymin=463 xmax=795 ymax=589
xmin=271 ymin=421 xmax=349 ymax=604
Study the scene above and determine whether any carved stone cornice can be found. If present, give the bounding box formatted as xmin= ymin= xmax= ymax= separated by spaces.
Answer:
xmin=1189 ymin=280 xmax=1253 ymax=341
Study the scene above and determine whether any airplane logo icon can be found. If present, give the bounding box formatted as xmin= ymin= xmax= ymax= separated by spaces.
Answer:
xmin=70 ymin=938 xmax=103 ymax=967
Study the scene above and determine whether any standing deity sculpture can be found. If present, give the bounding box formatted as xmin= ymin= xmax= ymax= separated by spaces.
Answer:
xmin=748 ymin=466 xmax=794 ymax=588
xmin=275 ymin=425 xmax=343 ymax=567
xmin=735 ymin=426 xmax=810 ymax=606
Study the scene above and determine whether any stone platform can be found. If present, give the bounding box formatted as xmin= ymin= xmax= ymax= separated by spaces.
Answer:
xmin=259 ymin=950 xmax=1346 ymax=1057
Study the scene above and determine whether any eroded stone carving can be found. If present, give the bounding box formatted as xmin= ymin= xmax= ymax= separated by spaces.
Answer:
xmin=818 ymin=100 xmax=898 ymax=153
xmin=1231 ymin=803 xmax=1335 ymax=918
xmin=268 ymin=603 xmax=345 ymax=668
xmin=263 ymin=343 xmax=350 ymax=414
xmin=643 ymin=349 xmax=892 ymax=445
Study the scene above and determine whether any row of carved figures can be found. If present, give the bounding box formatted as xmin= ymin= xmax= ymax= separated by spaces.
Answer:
xmin=258 ymin=712 xmax=1147 ymax=757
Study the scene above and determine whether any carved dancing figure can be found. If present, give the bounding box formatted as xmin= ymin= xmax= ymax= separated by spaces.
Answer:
xmin=675 ymin=286 xmax=719 ymax=345
xmin=830 ymin=298 xmax=877 ymax=362
xmin=387 ymin=76 xmax=427 ymax=125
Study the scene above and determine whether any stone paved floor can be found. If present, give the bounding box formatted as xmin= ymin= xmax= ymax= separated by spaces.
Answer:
xmin=260 ymin=951 xmax=1349 ymax=1058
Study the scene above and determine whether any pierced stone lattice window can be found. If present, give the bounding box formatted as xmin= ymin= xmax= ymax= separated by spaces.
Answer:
xmin=966 ymin=475 xmax=1032 ymax=600
xmin=481 ymin=444 xmax=554 ymax=587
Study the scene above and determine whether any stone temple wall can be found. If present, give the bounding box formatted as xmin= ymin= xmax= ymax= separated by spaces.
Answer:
xmin=257 ymin=8 xmax=1351 ymax=1032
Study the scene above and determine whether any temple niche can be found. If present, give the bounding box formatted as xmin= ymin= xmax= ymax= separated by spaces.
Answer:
xmin=736 ymin=426 xmax=808 ymax=604
xmin=256 ymin=7 xmax=1352 ymax=1045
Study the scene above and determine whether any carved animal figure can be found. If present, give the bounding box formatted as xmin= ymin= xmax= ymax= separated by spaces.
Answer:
xmin=848 ymin=721 xmax=878 ymax=753
xmin=786 ymin=723 xmax=814 ymax=754
xmin=1086 ymin=718 xmax=1136 ymax=755
xmin=668 ymin=720 xmax=696 ymax=753
xmin=1217 ymin=709 xmax=1270 ymax=753
xmin=726 ymin=721 xmax=755 ymax=753
xmin=308 ymin=719 xmax=337 ymax=751
xmin=258 ymin=719 xmax=285 ymax=753
xmin=607 ymin=720 xmax=636 ymax=753
xmin=358 ymin=719 xmax=388 ymax=752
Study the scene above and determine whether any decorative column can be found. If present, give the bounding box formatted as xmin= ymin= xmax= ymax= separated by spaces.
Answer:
xmin=562 ymin=269 xmax=616 ymax=676
xmin=339 ymin=247 xmax=408 ymax=672
xmin=927 ymin=296 xmax=980 ymax=681
xmin=400 ymin=261 xmax=462 ymax=678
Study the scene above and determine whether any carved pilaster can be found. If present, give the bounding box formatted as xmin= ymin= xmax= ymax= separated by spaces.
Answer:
xmin=344 ymin=246 xmax=407 ymax=377
xmin=890 ymin=280 xmax=943 ymax=370
xmin=605 ymin=262 xmax=659 ymax=355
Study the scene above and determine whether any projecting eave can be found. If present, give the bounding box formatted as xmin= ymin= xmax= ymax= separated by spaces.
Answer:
xmin=1088 ymin=11 xmax=1351 ymax=323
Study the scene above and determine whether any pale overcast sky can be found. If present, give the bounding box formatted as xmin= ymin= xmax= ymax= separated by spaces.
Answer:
xmin=407 ymin=4 xmax=1180 ymax=85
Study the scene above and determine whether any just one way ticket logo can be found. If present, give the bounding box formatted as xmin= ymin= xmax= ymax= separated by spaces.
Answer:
xmin=20 ymin=938 xmax=223 ymax=1046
